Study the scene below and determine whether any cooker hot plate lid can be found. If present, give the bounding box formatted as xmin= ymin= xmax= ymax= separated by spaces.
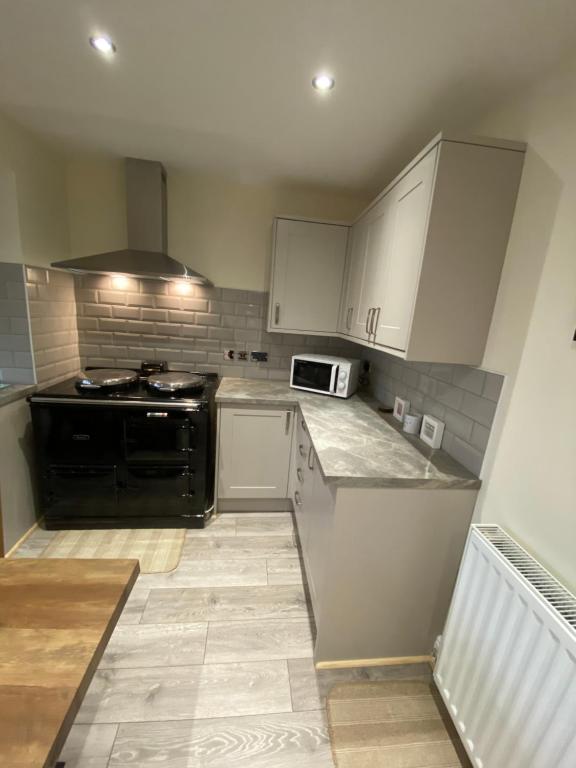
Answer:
xmin=147 ymin=371 xmax=205 ymax=393
xmin=76 ymin=369 xmax=138 ymax=389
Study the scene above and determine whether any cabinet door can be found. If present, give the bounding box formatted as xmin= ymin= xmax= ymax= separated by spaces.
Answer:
xmin=218 ymin=407 xmax=294 ymax=498
xmin=269 ymin=218 xmax=349 ymax=334
xmin=339 ymin=218 xmax=370 ymax=339
xmin=353 ymin=196 xmax=394 ymax=341
xmin=373 ymin=147 xmax=437 ymax=351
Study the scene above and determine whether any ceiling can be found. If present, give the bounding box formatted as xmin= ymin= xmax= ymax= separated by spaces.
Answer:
xmin=1 ymin=0 xmax=575 ymax=191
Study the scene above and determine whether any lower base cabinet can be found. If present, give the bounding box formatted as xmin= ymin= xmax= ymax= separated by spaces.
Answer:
xmin=289 ymin=414 xmax=477 ymax=665
xmin=217 ymin=405 xmax=295 ymax=501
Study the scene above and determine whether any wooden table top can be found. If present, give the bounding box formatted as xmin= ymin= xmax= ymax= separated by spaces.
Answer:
xmin=0 ymin=558 xmax=139 ymax=768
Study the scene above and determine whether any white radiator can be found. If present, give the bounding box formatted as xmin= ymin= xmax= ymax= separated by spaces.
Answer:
xmin=434 ymin=524 xmax=576 ymax=768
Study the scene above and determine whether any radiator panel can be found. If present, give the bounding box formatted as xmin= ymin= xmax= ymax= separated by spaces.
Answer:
xmin=434 ymin=525 xmax=576 ymax=768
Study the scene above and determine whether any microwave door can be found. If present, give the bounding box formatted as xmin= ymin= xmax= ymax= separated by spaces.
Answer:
xmin=329 ymin=365 xmax=339 ymax=394
xmin=292 ymin=360 xmax=333 ymax=393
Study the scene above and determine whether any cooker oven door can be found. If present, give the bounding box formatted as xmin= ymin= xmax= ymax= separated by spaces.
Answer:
xmin=123 ymin=410 xmax=193 ymax=464
xmin=121 ymin=465 xmax=195 ymax=515
xmin=44 ymin=464 xmax=120 ymax=518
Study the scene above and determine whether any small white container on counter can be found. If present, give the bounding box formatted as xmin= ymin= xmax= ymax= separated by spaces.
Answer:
xmin=403 ymin=412 xmax=423 ymax=435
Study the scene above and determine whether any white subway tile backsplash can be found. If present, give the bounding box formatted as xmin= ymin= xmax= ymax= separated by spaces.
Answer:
xmin=363 ymin=346 xmax=504 ymax=476
xmin=452 ymin=366 xmax=487 ymax=395
xmin=73 ymin=277 xmax=357 ymax=384
xmin=482 ymin=372 xmax=505 ymax=402
xmin=25 ymin=266 xmax=81 ymax=385
xmin=461 ymin=391 xmax=497 ymax=428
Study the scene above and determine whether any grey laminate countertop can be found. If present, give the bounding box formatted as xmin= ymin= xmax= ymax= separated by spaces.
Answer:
xmin=215 ymin=378 xmax=481 ymax=490
xmin=0 ymin=384 xmax=36 ymax=409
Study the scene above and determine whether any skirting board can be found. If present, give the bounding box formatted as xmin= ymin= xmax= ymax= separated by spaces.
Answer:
xmin=217 ymin=498 xmax=293 ymax=512
xmin=315 ymin=655 xmax=434 ymax=670
xmin=4 ymin=519 xmax=42 ymax=558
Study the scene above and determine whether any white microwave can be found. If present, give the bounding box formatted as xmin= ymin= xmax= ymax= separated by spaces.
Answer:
xmin=290 ymin=354 xmax=361 ymax=398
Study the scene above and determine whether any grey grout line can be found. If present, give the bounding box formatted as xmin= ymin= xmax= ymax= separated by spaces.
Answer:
xmin=202 ymin=621 xmax=210 ymax=665
xmin=103 ymin=722 xmax=119 ymax=768
xmin=76 ymin=706 xmax=308 ymax=728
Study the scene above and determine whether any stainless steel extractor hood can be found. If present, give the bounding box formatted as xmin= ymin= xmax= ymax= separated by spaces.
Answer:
xmin=52 ymin=158 xmax=212 ymax=285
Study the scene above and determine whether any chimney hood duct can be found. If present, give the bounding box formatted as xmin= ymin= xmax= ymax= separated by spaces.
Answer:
xmin=52 ymin=158 xmax=212 ymax=285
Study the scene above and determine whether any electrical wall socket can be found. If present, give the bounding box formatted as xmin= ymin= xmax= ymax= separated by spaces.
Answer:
xmin=223 ymin=349 xmax=234 ymax=360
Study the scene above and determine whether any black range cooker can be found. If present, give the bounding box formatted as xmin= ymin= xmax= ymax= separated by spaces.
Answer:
xmin=28 ymin=362 xmax=219 ymax=529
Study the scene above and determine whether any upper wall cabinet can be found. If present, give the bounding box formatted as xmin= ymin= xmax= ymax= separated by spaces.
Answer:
xmin=267 ymin=217 xmax=349 ymax=335
xmin=339 ymin=134 xmax=526 ymax=365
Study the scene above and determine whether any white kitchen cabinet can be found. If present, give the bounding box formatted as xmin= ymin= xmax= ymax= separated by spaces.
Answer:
xmin=268 ymin=217 xmax=349 ymax=335
xmin=372 ymin=148 xmax=437 ymax=350
xmin=291 ymin=417 xmax=335 ymax=613
xmin=218 ymin=406 xmax=294 ymax=499
xmin=339 ymin=133 xmax=525 ymax=364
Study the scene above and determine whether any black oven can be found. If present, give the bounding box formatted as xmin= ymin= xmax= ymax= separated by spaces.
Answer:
xmin=29 ymin=401 xmax=213 ymax=529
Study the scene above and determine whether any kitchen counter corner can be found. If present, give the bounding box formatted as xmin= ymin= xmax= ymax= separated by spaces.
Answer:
xmin=215 ymin=378 xmax=481 ymax=490
xmin=0 ymin=384 xmax=36 ymax=409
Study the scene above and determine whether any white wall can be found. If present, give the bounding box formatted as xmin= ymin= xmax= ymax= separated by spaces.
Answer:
xmin=66 ymin=157 xmax=370 ymax=291
xmin=0 ymin=112 xmax=69 ymax=266
xmin=469 ymin=57 xmax=576 ymax=592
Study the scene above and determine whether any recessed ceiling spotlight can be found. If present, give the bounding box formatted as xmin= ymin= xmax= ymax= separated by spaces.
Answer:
xmin=89 ymin=35 xmax=116 ymax=55
xmin=312 ymin=74 xmax=335 ymax=92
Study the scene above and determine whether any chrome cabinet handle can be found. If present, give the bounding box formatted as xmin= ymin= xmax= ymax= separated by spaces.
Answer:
xmin=365 ymin=308 xmax=372 ymax=334
xmin=347 ymin=306 xmax=353 ymax=331
xmin=308 ymin=446 xmax=314 ymax=470
xmin=274 ymin=303 xmax=280 ymax=324
xmin=298 ymin=443 xmax=306 ymax=457
xmin=301 ymin=419 xmax=307 ymax=434
xmin=285 ymin=410 xmax=291 ymax=434
xmin=294 ymin=490 xmax=303 ymax=506
xmin=370 ymin=307 xmax=381 ymax=337
xmin=296 ymin=468 xmax=304 ymax=483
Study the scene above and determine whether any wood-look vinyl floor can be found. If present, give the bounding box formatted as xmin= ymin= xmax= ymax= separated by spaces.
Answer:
xmin=15 ymin=512 xmax=431 ymax=768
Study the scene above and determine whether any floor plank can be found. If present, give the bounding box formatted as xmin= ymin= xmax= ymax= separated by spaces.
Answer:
xmin=76 ymin=661 xmax=292 ymax=723
xmin=183 ymin=536 xmax=298 ymax=560
xmin=136 ymin=558 xmax=268 ymax=589
xmin=186 ymin=516 xmax=237 ymax=537
xmin=235 ymin=517 xmax=295 ymax=537
xmin=110 ymin=710 xmax=334 ymax=767
xmin=58 ymin=723 xmax=118 ymax=768
xmin=141 ymin=585 xmax=308 ymax=624
xmin=99 ymin=623 xmax=208 ymax=669
xmin=267 ymin=558 xmax=304 ymax=586
xmin=204 ymin=619 xmax=314 ymax=663
xmin=116 ymin=588 xmax=150 ymax=625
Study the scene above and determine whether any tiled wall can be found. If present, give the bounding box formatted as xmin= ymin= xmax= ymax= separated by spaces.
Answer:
xmin=0 ymin=263 xmax=35 ymax=384
xmin=363 ymin=347 xmax=504 ymax=475
xmin=74 ymin=275 xmax=358 ymax=379
xmin=26 ymin=267 xmax=81 ymax=386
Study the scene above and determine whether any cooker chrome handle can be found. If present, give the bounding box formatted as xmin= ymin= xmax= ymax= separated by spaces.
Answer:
xmin=146 ymin=412 xmax=168 ymax=418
